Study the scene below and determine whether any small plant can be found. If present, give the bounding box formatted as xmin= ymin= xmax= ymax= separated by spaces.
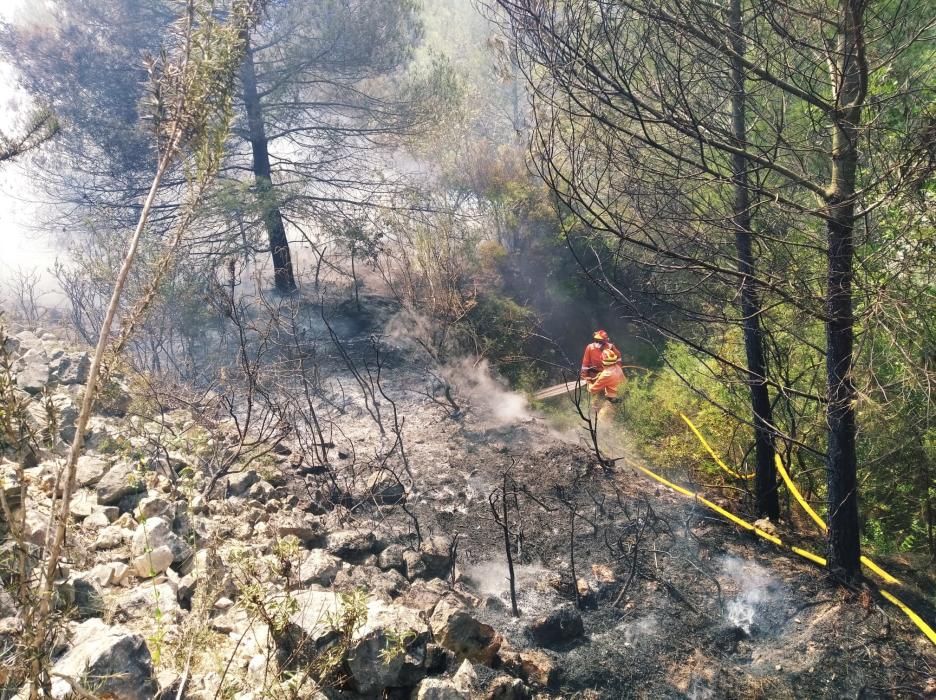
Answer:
xmin=379 ymin=628 xmax=417 ymax=666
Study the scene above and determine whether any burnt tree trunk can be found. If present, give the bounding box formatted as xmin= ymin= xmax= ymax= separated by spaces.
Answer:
xmin=824 ymin=0 xmax=866 ymax=582
xmin=241 ymin=43 xmax=296 ymax=293
xmin=729 ymin=0 xmax=778 ymax=520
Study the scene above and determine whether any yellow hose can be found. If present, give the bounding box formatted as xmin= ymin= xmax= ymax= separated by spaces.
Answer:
xmin=680 ymin=413 xmax=755 ymax=480
xmin=879 ymin=590 xmax=936 ymax=646
xmin=626 ymin=457 xmax=933 ymax=648
xmin=773 ymin=454 xmax=902 ymax=585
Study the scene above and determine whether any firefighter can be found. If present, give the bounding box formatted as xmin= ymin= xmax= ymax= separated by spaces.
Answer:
xmin=587 ymin=347 xmax=626 ymax=425
xmin=580 ymin=329 xmax=622 ymax=381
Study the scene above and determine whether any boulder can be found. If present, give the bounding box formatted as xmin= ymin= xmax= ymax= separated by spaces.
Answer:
xmin=114 ymin=582 xmax=180 ymax=622
xmin=226 ymin=469 xmax=259 ymax=497
xmin=13 ymin=330 xmax=41 ymax=352
xmin=130 ymin=516 xmax=192 ymax=567
xmin=485 ymin=676 xmax=532 ymax=700
xmin=93 ymin=525 xmax=130 ymax=551
xmin=325 ymin=529 xmax=377 ymax=562
xmin=69 ymin=489 xmax=97 ymax=519
xmin=397 ymin=578 xmax=449 ymax=616
xmin=76 ymin=454 xmax=110 ymax=487
xmin=65 ymin=573 xmax=106 ymax=619
xmin=84 ymin=511 xmax=112 ymax=528
xmin=298 ymin=549 xmax=342 ymax=587
xmin=333 ymin=565 xmax=407 ymax=602
xmin=527 ymin=604 xmax=584 ymax=648
xmin=48 ymin=618 xmax=156 ymax=700
xmin=136 ymin=495 xmax=173 ymax=520
xmin=52 ymin=351 xmax=90 ymax=385
xmin=247 ymin=480 xmax=275 ymax=502
xmin=499 ymin=648 xmax=560 ymax=688
xmin=404 ymin=549 xmax=427 ymax=580
xmin=429 ymin=596 xmax=503 ymax=665
xmin=26 ymin=393 xmax=78 ymax=442
xmin=345 ymin=599 xmax=431 ymax=695
xmin=86 ymin=563 xmax=119 ymax=588
xmin=378 ymin=543 xmax=407 ymax=573
xmin=133 ymin=545 xmax=174 ymax=578
xmin=0 ymin=463 xmax=22 ymax=510
xmin=452 ymin=658 xmax=478 ymax=695
xmin=275 ymin=514 xmax=324 ymax=546
xmin=413 ymin=678 xmax=468 ymax=700
xmin=419 ymin=536 xmax=453 ymax=580
xmin=15 ymin=349 xmax=49 ymax=394
xmin=281 ymin=589 xmax=345 ymax=658
xmin=96 ymin=459 xmax=146 ymax=505
xmin=22 ymin=509 xmax=47 ymax=547
xmin=0 ymin=587 xmax=17 ymax=618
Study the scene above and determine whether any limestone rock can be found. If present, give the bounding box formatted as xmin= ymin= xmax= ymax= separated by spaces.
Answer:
xmin=226 ymin=469 xmax=258 ymax=496
xmin=136 ymin=495 xmax=172 ymax=520
xmin=419 ymin=535 xmax=453 ymax=580
xmin=247 ymin=479 xmax=275 ymax=502
xmin=275 ymin=514 xmax=325 ymax=546
xmin=397 ymin=577 xmax=449 ymax=616
xmin=429 ymin=596 xmax=502 ymax=665
xmin=362 ymin=471 xmax=405 ymax=505
xmin=298 ymin=549 xmax=342 ymax=587
xmin=499 ymin=648 xmax=560 ymax=688
xmin=130 ymin=516 xmax=192 ymax=567
xmin=96 ymin=459 xmax=146 ymax=505
xmin=452 ymin=658 xmax=478 ymax=695
xmin=15 ymin=349 xmax=49 ymax=394
xmin=114 ymin=581 xmax=180 ymax=622
xmin=413 ymin=678 xmax=468 ymax=700
xmin=48 ymin=618 xmax=156 ymax=700
xmin=325 ymin=528 xmax=377 ymax=562
xmin=68 ymin=489 xmax=97 ymax=519
xmin=485 ymin=676 xmax=532 ymax=700
xmin=345 ymin=599 xmax=431 ymax=695
xmin=281 ymin=589 xmax=344 ymax=659
xmin=133 ymin=545 xmax=174 ymax=578
xmin=76 ymin=454 xmax=109 ymax=487
xmin=0 ymin=463 xmax=22 ymax=511
xmin=333 ymin=565 xmax=407 ymax=602
xmin=378 ymin=543 xmax=407 ymax=573
xmin=404 ymin=549 xmax=427 ymax=580
xmin=52 ymin=351 xmax=90 ymax=385
xmin=65 ymin=572 xmax=106 ymax=619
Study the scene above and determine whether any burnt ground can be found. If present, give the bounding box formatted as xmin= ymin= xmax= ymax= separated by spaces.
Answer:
xmin=279 ymin=296 xmax=935 ymax=699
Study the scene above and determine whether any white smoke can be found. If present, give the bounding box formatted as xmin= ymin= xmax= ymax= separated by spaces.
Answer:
xmin=721 ymin=556 xmax=778 ymax=635
xmin=442 ymin=357 xmax=531 ymax=427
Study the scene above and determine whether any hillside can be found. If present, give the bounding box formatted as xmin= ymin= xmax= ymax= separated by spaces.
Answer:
xmin=1 ymin=299 xmax=933 ymax=699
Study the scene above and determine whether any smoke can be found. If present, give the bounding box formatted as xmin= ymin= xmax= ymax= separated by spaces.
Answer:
xmin=442 ymin=357 xmax=531 ymax=427
xmin=687 ymin=679 xmax=715 ymax=700
xmin=721 ymin=556 xmax=779 ymax=635
xmin=386 ymin=309 xmax=532 ymax=426
xmin=622 ymin=614 xmax=658 ymax=646
xmin=461 ymin=558 xmax=555 ymax=614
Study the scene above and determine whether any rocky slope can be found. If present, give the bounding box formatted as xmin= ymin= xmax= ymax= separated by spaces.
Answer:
xmin=0 ymin=311 xmax=934 ymax=699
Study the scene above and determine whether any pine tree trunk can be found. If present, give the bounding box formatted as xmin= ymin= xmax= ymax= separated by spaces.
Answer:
xmin=241 ymin=43 xmax=296 ymax=293
xmin=729 ymin=0 xmax=778 ymax=520
xmin=824 ymin=0 xmax=866 ymax=581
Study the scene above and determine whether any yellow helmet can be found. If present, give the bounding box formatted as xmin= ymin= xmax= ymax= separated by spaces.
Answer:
xmin=601 ymin=348 xmax=620 ymax=366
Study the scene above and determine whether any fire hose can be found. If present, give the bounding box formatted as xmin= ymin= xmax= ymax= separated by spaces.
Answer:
xmin=626 ymin=417 xmax=936 ymax=647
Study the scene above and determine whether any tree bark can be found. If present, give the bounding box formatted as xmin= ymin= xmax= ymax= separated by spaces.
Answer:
xmin=241 ymin=42 xmax=296 ymax=293
xmin=729 ymin=0 xmax=778 ymax=520
xmin=824 ymin=0 xmax=866 ymax=582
